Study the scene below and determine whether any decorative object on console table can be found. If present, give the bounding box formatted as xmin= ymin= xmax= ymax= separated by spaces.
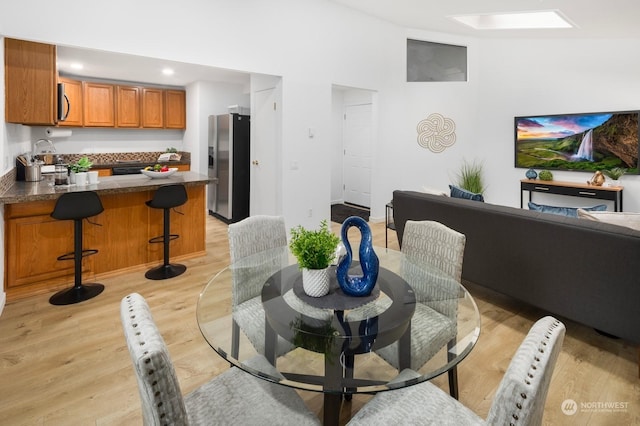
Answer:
xmin=538 ymin=169 xmax=553 ymax=181
xmin=336 ymin=216 xmax=379 ymax=297
xmin=587 ymin=170 xmax=605 ymax=186
xmin=602 ymin=167 xmax=627 ymax=187
xmin=525 ymin=168 xmax=538 ymax=179
xmin=289 ymin=220 xmax=340 ymax=297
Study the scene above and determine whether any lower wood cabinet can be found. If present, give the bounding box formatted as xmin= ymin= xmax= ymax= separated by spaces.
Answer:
xmin=4 ymin=185 xmax=205 ymax=301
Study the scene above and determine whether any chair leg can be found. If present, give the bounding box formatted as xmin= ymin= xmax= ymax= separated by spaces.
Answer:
xmin=232 ymin=320 xmax=240 ymax=359
xmin=447 ymin=339 xmax=459 ymax=399
xmin=448 ymin=366 xmax=459 ymax=399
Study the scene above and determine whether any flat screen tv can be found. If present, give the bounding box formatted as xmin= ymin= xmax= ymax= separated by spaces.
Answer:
xmin=515 ymin=110 xmax=640 ymax=174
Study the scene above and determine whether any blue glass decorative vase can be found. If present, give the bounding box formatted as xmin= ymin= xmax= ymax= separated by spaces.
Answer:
xmin=525 ymin=168 xmax=538 ymax=179
xmin=336 ymin=216 xmax=379 ymax=297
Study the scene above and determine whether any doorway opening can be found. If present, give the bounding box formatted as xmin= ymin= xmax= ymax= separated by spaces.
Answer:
xmin=330 ymin=86 xmax=376 ymax=222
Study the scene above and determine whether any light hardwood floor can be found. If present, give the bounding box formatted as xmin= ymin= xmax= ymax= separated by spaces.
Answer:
xmin=0 ymin=216 xmax=638 ymax=425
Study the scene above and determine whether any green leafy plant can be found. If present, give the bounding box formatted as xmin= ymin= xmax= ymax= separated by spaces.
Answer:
xmin=289 ymin=220 xmax=340 ymax=270
xmin=165 ymin=147 xmax=178 ymax=153
xmin=456 ymin=159 xmax=485 ymax=194
xmin=538 ymin=170 xmax=553 ymax=181
xmin=69 ymin=156 xmax=93 ymax=173
xmin=602 ymin=167 xmax=627 ymax=180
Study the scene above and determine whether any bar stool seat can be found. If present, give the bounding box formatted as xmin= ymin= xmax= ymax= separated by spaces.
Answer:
xmin=49 ymin=191 xmax=104 ymax=306
xmin=145 ymin=184 xmax=188 ymax=280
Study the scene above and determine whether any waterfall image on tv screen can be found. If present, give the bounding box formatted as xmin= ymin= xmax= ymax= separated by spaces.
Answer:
xmin=515 ymin=110 xmax=640 ymax=174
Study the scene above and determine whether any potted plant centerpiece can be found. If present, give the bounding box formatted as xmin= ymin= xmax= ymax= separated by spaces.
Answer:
xmin=289 ymin=220 xmax=340 ymax=297
xmin=69 ymin=156 xmax=93 ymax=185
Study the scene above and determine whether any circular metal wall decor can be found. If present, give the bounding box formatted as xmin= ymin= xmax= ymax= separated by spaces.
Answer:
xmin=417 ymin=113 xmax=456 ymax=153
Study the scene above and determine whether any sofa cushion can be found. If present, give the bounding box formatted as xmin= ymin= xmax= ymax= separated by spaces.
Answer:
xmin=449 ymin=185 xmax=484 ymax=202
xmin=528 ymin=202 xmax=607 ymax=218
xmin=577 ymin=209 xmax=640 ymax=231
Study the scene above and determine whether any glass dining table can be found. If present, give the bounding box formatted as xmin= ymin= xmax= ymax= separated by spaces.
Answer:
xmin=197 ymin=246 xmax=481 ymax=425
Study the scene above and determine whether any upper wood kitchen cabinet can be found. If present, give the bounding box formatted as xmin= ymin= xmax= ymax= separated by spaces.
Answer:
xmin=165 ymin=90 xmax=186 ymax=129
xmin=4 ymin=38 xmax=58 ymax=125
xmin=116 ymin=85 xmax=141 ymax=127
xmin=142 ymin=88 xmax=164 ymax=128
xmin=83 ymin=82 xmax=115 ymax=127
xmin=57 ymin=77 xmax=83 ymax=127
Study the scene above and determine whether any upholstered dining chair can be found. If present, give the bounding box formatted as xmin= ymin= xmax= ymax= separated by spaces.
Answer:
xmin=375 ymin=220 xmax=466 ymax=398
xmin=349 ymin=316 xmax=566 ymax=426
xmin=228 ymin=215 xmax=295 ymax=358
xmin=121 ymin=293 xmax=321 ymax=426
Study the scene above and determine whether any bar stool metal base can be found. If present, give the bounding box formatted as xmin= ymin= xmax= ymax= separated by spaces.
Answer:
xmin=145 ymin=263 xmax=186 ymax=280
xmin=49 ymin=283 xmax=105 ymax=306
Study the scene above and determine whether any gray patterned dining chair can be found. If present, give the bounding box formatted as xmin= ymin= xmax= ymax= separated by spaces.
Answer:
xmin=375 ymin=220 xmax=466 ymax=398
xmin=228 ymin=215 xmax=294 ymax=358
xmin=349 ymin=316 xmax=566 ymax=426
xmin=121 ymin=293 xmax=321 ymax=426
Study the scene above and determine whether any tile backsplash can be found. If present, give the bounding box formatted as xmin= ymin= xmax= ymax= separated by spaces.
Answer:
xmin=58 ymin=151 xmax=190 ymax=165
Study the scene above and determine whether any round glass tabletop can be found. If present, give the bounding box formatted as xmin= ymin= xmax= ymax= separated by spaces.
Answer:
xmin=196 ymin=246 xmax=480 ymax=395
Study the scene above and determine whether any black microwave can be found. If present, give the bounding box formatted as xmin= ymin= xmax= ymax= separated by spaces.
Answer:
xmin=57 ymin=83 xmax=70 ymax=122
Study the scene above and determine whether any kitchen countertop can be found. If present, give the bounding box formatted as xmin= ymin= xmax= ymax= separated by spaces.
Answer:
xmin=0 ymin=171 xmax=213 ymax=204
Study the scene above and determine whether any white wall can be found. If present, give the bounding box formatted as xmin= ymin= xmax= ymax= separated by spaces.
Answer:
xmin=476 ymin=37 xmax=640 ymax=211
xmin=0 ymin=0 xmax=403 ymax=231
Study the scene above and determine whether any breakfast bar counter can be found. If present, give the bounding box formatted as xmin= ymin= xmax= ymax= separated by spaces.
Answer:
xmin=1 ymin=172 xmax=211 ymax=301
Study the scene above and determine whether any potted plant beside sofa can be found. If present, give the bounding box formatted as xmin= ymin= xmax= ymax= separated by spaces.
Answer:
xmin=289 ymin=220 xmax=340 ymax=298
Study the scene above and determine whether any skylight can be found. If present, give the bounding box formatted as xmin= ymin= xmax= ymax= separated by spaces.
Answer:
xmin=450 ymin=10 xmax=574 ymax=30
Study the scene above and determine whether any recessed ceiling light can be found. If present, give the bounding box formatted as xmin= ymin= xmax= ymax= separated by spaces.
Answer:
xmin=162 ymin=68 xmax=175 ymax=76
xmin=70 ymin=62 xmax=84 ymax=70
xmin=451 ymin=10 xmax=574 ymax=30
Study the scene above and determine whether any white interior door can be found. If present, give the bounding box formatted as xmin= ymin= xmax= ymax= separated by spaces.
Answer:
xmin=343 ymin=103 xmax=372 ymax=207
xmin=250 ymin=88 xmax=279 ymax=215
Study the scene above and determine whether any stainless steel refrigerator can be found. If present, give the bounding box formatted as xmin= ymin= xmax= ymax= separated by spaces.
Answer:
xmin=208 ymin=113 xmax=250 ymax=223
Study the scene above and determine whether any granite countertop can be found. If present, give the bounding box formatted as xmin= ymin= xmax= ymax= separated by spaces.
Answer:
xmin=0 ymin=171 xmax=213 ymax=204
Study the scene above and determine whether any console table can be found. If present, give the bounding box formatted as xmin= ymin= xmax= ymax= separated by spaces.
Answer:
xmin=520 ymin=179 xmax=623 ymax=212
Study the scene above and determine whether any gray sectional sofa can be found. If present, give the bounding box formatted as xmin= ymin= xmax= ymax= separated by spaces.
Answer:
xmin=392 ymin=190 xmax=640 ymax=345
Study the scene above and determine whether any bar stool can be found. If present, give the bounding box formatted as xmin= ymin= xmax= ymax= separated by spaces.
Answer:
xmin=145 ymin=184 xmax=188 ymax=280
xmin=49 ymin=191 xmax=104 ymax=306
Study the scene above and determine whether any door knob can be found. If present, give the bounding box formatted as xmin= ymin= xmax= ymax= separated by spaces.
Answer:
xmin=252 ymin=160 xmax=260 ymax=166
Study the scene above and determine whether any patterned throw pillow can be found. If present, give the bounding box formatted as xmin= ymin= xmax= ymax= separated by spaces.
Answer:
xmin=449 ymin=185 xmax=484 ymax=202
xmin=528 ymin=202 xmax=607 ymax=218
